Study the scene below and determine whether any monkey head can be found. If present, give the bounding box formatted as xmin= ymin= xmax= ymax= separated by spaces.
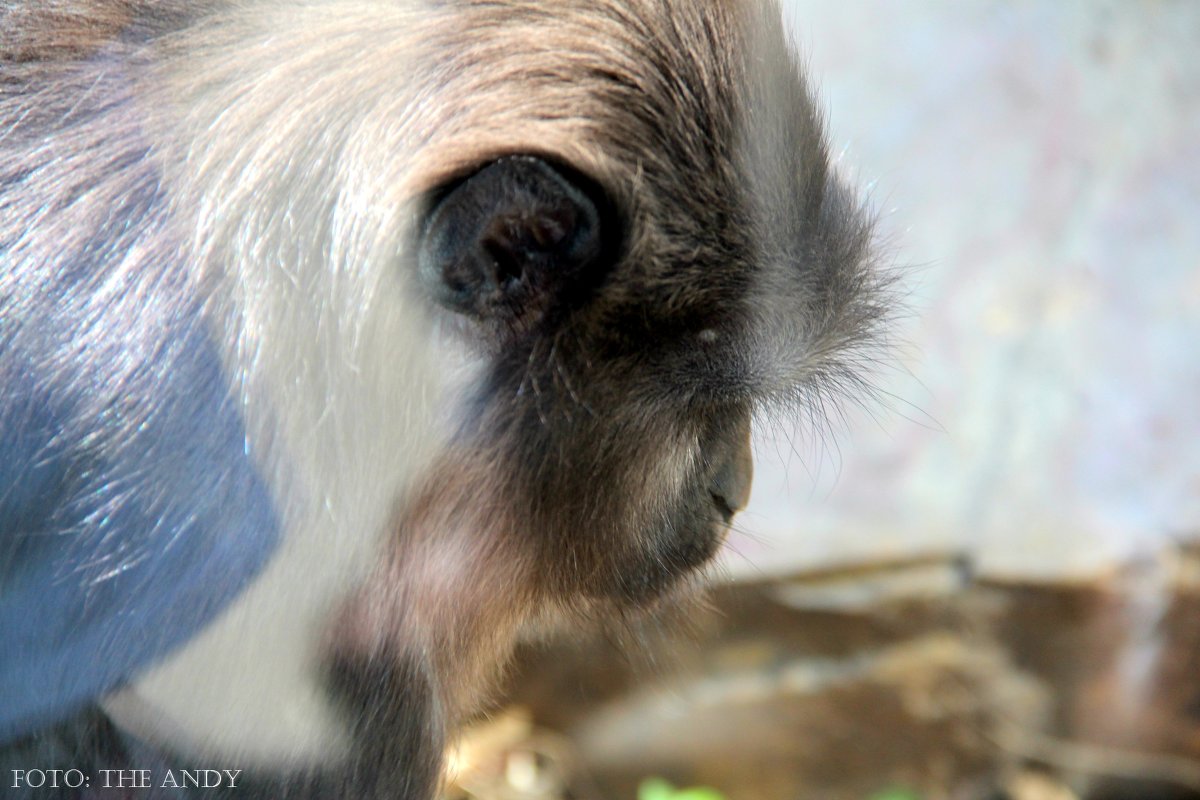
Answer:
xmin=314 ymin=0 xmax=890 ymax=764
xmin=382 ymin=0 xmax=882 ymax=603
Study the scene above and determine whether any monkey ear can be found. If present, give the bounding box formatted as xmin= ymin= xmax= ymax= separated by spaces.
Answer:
xmin=417 ymin=156 xmax=611 ymax=334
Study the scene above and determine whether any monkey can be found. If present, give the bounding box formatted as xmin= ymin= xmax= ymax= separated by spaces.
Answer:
xmin=0 ymin=0 xmax=892 ymax=797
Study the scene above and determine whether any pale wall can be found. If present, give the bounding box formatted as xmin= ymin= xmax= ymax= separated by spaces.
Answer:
xmin=729 ymin=1 xmax=1200 ymax=579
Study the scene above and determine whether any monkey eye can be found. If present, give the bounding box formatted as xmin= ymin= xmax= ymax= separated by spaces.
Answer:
xmin=417 ymin=156 xmax=615 ymax=335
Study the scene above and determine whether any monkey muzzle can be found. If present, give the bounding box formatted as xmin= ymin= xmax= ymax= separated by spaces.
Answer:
xmin=705 ymin=416 xmax=754 ymax=527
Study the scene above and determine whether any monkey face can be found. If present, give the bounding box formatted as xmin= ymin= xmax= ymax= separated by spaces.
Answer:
xmin=364 ymin=0 xmax=889 ymax=619
xmin=412 ymin=155 xmax=755 ymax=604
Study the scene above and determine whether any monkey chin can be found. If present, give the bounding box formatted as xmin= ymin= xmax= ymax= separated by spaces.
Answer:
xmin=599 ymin=512 xmax=733 ymax=608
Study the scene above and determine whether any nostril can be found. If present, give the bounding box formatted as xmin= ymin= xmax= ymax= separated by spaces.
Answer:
xmin=709 ymin=490 xmax=737 ymax=524
xmin=707 ymin=426 xmax=754 ymax=523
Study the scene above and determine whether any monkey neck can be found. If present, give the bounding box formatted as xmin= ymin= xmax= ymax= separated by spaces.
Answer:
xmin=328 ymin=452 xmax=542 ymax=731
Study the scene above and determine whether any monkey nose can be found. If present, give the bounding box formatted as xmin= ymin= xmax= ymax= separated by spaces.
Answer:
xmin=708 ymin=425 xmax=754 ymax=523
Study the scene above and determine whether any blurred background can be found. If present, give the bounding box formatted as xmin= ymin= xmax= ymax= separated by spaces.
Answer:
xmin=744 ymin=0 xmax=1199 ymax=579
xmin=448 ymin=3 xmax=1200 ymax=799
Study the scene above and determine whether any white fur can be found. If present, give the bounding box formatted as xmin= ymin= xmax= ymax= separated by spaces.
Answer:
xmin=105 ymin=0 xmax=453 ymax=765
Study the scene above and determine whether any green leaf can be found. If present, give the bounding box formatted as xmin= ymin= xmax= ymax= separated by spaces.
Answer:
xmin=673 ymin=790 xmax=727 ymax=800
xmin=868 ymin=789 xmax=922 ymax=800
xmin=638 ymin=778 xmax=677 ymax=800
xmin=637 ymin=778 xmax=727 ymax=800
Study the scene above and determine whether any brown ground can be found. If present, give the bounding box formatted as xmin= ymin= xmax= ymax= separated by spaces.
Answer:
xmin=445 ymin=548 xmax=1200 ymax=800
